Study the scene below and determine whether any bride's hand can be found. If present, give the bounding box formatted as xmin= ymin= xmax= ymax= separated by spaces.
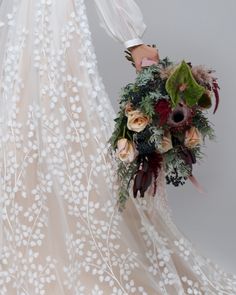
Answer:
xmin=129 ymin=44 xmax=160 ymax=72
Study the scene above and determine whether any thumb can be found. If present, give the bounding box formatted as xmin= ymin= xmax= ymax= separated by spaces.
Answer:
xmin=135 ymin=59 xmax=142 ymax=72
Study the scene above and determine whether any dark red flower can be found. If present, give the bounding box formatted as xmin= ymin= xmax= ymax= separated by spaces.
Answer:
xmin=167 ymin=104 xmax=193 ymax=131
xmin=154 ymin=99 xmax=172 ymax=126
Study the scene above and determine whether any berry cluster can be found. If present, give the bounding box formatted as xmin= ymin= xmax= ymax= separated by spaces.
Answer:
xmin=136 ymin=127 xmax=152 ymax=142
xmin=130 ymin=92 xmax=143 ymax=106
xmin=135 ymin=128 xmax=156 ymax=156
xmin=166 ymin=168 xmax=187 ymax=187
xmin=137 ymin=142 xmax=156 ymax=156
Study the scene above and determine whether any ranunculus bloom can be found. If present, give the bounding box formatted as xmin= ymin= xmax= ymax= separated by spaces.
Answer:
xmin=127 ymin=110 xmax=150 ymax=133
xmin=184 ymin=127 xmax=202 ymax=149
xmin=116 ymin=138 xmax=137 ymax=163
xmin=160 ymin=131 xmax=173 ymax=153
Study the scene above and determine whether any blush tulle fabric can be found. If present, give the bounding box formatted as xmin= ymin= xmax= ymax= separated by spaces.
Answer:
xmin=0 ymin=1 xmax=235 ymax=294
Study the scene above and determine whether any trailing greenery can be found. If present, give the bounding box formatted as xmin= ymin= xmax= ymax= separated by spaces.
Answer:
xmin=192 ymin=110 xmax=216 ymax=141
xmin=117 ymin=160 xmax=138 ymax=211
xmin=108 ymin=112 xmax=127 ymax=149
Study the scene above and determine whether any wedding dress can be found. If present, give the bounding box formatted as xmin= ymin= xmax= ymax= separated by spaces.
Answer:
xmin=0 ymin=0 xmax=235 ymax=294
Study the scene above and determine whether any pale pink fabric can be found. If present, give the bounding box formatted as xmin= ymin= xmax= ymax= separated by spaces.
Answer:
xmin=0 ymin=1 xmax=235 ymax=294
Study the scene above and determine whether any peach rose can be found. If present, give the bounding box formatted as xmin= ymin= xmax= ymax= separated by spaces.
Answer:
xmin=116 ymin=138 xmax=137 ymax=163
xmin=160 ymin=132 xmax=173 ymax=153
xmin=127 ymin=110 xmax=150 ymax=133
xmin=185 ymin=127 xmax=202 ymax=148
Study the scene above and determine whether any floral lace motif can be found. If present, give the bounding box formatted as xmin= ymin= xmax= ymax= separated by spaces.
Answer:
xmin=0 ymin=0 xmax=235 ymax=294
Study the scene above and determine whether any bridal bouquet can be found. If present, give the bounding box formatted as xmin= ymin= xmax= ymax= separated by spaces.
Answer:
xmin=109 ymin=52 xmax=219 ymax=210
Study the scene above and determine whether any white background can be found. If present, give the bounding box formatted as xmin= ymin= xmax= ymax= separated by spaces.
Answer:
xmin=86 ymin=0 xmax=236 ymax=273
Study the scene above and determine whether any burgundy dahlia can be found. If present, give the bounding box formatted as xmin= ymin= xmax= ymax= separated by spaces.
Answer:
xmin=154 ymin=99 xmax=172 ymax=126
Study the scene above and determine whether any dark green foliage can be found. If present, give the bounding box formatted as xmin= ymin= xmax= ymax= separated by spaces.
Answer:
xmin=117 ymin=161 xmax=138 ymax=211
xmin=192 ymin=110 xmax=215 ymax=140
xmin=108 ymin=113 xmax=127 ymax=149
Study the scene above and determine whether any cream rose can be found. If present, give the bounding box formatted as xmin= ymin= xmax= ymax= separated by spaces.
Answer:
xmin=160 ymin=132 xmax=173 ymax=153
xmin=185 ymin=127 xmax=202 ymax=148
xmin=116 ymin=138 xmax=137 ymax=163
xmin=127 ymin=110 xmax=150 ymax=133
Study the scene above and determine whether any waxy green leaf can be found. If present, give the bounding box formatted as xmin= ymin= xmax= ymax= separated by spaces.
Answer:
xmin=166 ymin=60 xmax=205 ymax=107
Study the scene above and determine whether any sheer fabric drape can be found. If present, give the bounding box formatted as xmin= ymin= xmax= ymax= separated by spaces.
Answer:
xmin=94 ymin=0 xmax=146 ymax=48
xmin=0 ymin=0 xmax=235 ymax=294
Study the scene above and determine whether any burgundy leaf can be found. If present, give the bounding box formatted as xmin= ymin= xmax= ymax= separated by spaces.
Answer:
xmin=148 ymin=152 xmax=163 ymax=196
xmin=212 ymin=80 xmax=220 ymax=114
xmin=133 ymin=154 xmax=163 ymax=199
xmin=133 ymin=170 xmax=145 ymax=198
xmin=189 ymin=149 xmax=197 ymax=164
xmin=140 ymin=171 xmax=153 ymax=198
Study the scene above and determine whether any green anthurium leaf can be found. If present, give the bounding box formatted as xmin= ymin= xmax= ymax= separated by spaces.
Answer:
xmin=165 ymin=60 xmax=205 ymax=107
